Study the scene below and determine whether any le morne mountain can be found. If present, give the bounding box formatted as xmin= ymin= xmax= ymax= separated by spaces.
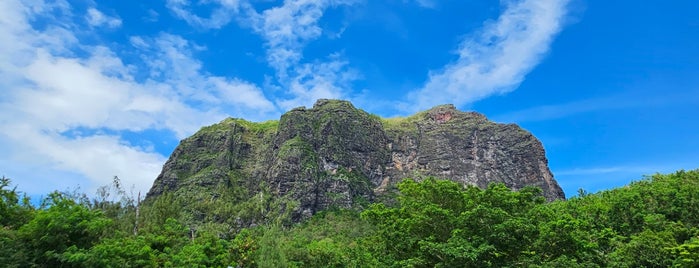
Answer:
xmin=3 ymin=99 xmax=699 ymax=267
xmin=145 ymin=99 xmax=563 ymax=226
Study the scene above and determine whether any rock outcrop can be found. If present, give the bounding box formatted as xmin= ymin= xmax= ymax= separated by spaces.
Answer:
xmin=146 ymin=99 xmax=564 ymax=226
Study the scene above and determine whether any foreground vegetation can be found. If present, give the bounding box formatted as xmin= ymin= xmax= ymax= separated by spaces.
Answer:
xmin=2 ymin=170 xmax=699 ymax=267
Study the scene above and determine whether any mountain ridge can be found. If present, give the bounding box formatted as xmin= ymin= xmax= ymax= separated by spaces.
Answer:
xmin=145 ymin=99 xmax=564 ymax=226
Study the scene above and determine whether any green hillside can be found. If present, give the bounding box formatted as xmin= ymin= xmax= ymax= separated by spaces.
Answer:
xmin=2 ymin=170 xmax=698 ymax=267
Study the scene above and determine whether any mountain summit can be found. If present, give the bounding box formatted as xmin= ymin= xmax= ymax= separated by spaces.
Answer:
xmin=145 ymin=99 xmax=564 ymax=226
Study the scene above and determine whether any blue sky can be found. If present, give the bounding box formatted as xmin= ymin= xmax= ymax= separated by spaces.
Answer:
xmin=1 ymin=0 xmax=697 ymax=199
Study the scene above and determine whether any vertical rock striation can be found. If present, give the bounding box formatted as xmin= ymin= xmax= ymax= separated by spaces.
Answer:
xmin=146 ymin=99 xmax=564 ymax=226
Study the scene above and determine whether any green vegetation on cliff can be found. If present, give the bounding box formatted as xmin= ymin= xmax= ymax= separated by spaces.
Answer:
xmin=145 ymin=99 xmax=566 ymax=240
xmin=2 ymin=170 xmax=699 ymax=267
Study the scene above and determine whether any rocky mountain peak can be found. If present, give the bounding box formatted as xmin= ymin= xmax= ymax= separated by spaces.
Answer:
xmin=312 ymin=98 xmax=355 ymax=109
xmin=146 ymin=100 xmax=564 ymax=226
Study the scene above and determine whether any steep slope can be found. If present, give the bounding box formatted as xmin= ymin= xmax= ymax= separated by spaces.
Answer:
xmin=145 ymin=99 xmax=564 ymax=227
xmin=380 ymin=104 xmax=563 ymax=199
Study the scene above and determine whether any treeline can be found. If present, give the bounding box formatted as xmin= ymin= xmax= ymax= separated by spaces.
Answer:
xmin=1 ymin=170 xmax=699 ymax=267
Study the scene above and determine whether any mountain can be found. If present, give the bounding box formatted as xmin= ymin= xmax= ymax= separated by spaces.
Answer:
xmin=145 ymin=99 xmax=564 ymax=226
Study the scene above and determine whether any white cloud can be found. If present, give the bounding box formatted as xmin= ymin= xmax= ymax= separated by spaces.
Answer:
xmin=129 ymin=36 xmax=149 ymax=49
xmin=248 ymin=0 xmax=334 ymax=76
xmin=406 ymin=0 xmax=570 ymax=111
xmin=244 ymin=0 xmax=359 ymax=108
xmin=0 ymin=0 xmax=275 ymax=197
xmin=165 ymin=0 xmax=241 ymax=29
xmin=277 ymin=56 xmax=359 ymax=109
xmin=2 ymin=124 xmax=165 ymax=196
xmin=144 ymin=9 xmax=160 ymax=22
xmin=0 ymin=0 xmax=576 ymax=197
xmin=136 ymin=33 xmax=276 ymax=118
xmin=165 ymin=0 xmax=360 ymax=109
xmin=86 ymin=7 xmax=122 ymax=28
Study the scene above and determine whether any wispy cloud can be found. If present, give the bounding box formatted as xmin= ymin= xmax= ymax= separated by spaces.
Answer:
xmin=242 ymin=0 xmax=359 ymax=108
xmin=493 ymin=90 xmax=699 ymax=123
xmin=144 ymin=9 xmax=160 ymax=22
xmin=1 ymin=124 xmax=166 ymax=196
xmin=493 ymin=97 xmax=633 ymax=123
xmin=131 ymin=33 xmax=276 ymax=121
xmin=247 ymin=0 xmax=332 ymax=77
xmin=165 ymin=0 xmax=242 ymax=29
xmin=553 ymin=163 xmax=698 ymax=197
xmin=0 ymin=0 xmax=275 ymax=196
xmin=276 ymin=54 xmax=359 ymax=110
xmin=555 ymin=166 xmax=648 ymax=176
xmin=86 ymin=8 xmax=122 ymax=28
xmin=165 ymin=0 xmax=360 ymax=109
xmin=1 ymin=0 xmax=579 ymax=197
xmin=406 ymin=0 xmax=570 ymax=111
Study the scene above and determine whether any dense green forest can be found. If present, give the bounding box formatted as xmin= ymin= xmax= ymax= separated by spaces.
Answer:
xmin=2 ymin=170 xmax=699 ymax=267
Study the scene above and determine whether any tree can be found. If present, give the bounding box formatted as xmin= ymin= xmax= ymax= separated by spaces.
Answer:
xmin=0 ymin=176 xmax=33 ymax=228
xmin=0 ymin=177 xmax=35 ymax=267
xmin=671 ymin=237 xmax=699 ymax=268
xmin=18 ymin=192 xmax=111 ymax=267
xmin=362 ymin=178 xmax=545 ymax=267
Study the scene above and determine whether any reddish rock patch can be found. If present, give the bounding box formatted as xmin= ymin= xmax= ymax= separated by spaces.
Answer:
xmin=434 ymin=111 xmax=453 ymax=123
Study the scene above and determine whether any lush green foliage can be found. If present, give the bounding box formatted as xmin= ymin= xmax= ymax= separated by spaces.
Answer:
xmin=362 ymin=179 xmax=545 ymax=267
xmin=1 ymin=170 xmax=698 ymax=267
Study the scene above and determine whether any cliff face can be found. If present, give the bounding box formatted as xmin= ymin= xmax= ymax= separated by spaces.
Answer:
xmin=381 ymin=104 xmax=563 ymax=200
xmin=146 ymin=99 xmax=564 ymax=225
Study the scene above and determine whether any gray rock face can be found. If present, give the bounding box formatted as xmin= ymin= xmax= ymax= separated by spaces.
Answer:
xmin=380 ymin=104 xmax=563 ymax=201
xmin=263 ymin=100 xmax=390 ymax=219
xmin=146 ymin=99 xmax=564 ymax=225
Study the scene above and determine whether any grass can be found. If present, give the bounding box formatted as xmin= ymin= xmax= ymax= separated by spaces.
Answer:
xmin=199 ymin=118 xmax=279 ymax=135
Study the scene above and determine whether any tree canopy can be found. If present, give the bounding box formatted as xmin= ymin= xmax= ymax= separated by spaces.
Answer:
xmin=1 ymin=170 xmax=698 ymax=267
